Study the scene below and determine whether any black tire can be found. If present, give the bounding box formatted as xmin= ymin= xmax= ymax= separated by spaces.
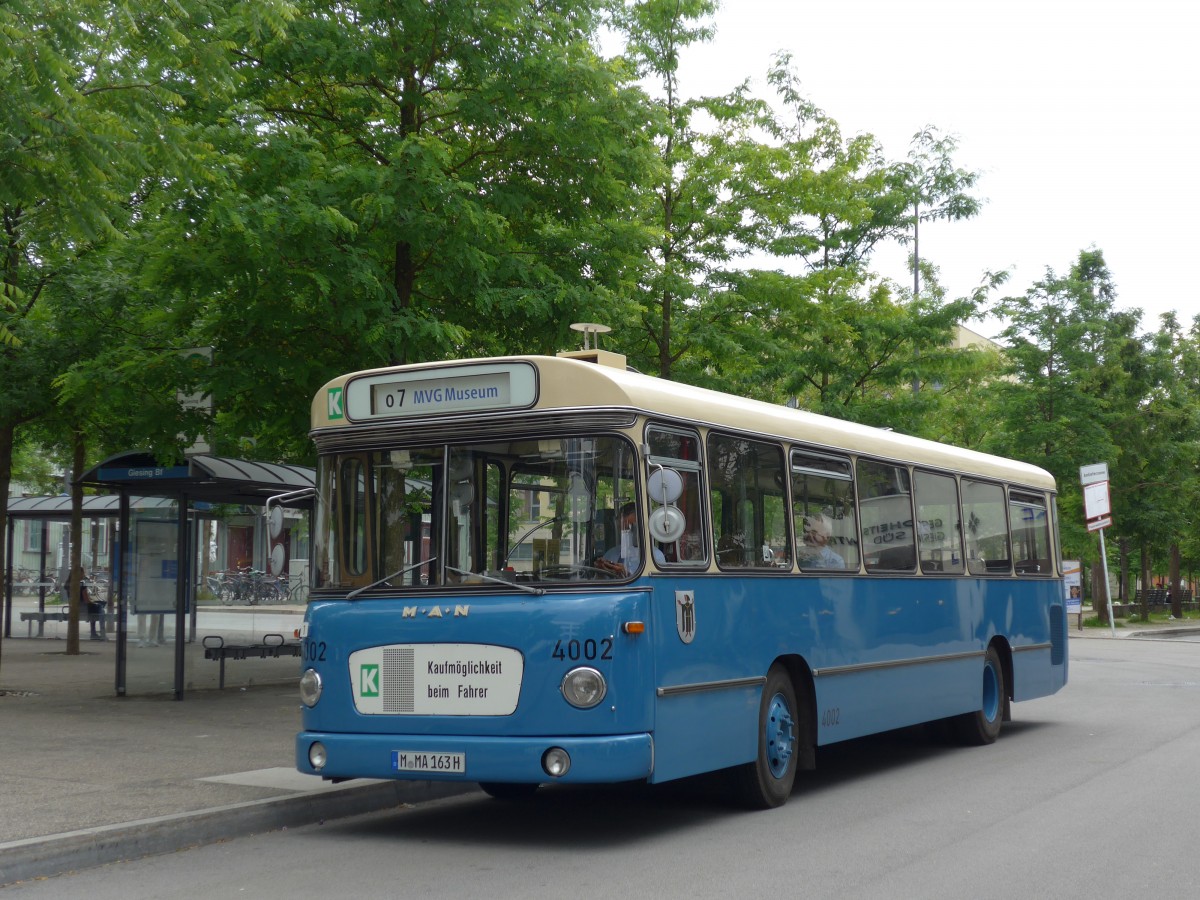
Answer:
xmin=730 ymin=665 xmax=799 ymax=809
xmin=478 ymin=782 xmax=540 ymax=801
xmin=954 ymin=645 xmax=1006 ymax=745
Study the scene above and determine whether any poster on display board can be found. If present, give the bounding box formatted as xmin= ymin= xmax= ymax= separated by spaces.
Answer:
xmin=1063 ymin=560 xmax=1082 ymax=615
xmin=133 ymin=517 xmax=183 ymax=614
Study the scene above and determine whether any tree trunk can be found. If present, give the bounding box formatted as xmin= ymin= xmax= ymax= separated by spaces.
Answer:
xmin=1118 ymin=537 xmax=1130 ymax=601
xmin=392 ymin=239 xmax=414 ymax=366
xmin=0 ymin=423 xmax=12 ymax=646
xmin=65 ymin=427 xmax=86 ymax=654
xmin=1090 ymin=563 xmax=1108 ymax=624
xmin=1139 ymin=544 xmax=1151 ymax=622
xmin=1169 ymin=543 xmax=1182 ymax=619
xmin=0 ymin=423 xmax=12 ymax=587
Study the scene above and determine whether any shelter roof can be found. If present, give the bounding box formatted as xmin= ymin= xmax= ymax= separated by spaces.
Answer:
xmin=5 ymin=495 xmax=176 ymax=519
xmin=76 ymin=451 xmax=315 ymax=508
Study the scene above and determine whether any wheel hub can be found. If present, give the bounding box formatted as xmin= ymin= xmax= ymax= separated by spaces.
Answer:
xmin=765 ymin=692 xmax=796 ymax=778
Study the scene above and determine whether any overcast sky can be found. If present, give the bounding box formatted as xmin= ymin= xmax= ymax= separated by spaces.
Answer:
xmin=671 ymin=0 xmax=1196 ymax=336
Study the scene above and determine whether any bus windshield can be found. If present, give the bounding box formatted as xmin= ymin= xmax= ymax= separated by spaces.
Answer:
xmin=313 ymin=434 xmax=639 ymax=593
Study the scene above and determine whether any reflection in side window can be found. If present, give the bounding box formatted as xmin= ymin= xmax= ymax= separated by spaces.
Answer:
xmin=339 ymin=457 xmax=368 ymax=576
xmin=791 ymin=451 xmax=858 ymax=571
xmin=962 ymin=479 xmax=1010 ymax=575
xmin=1010 ymin=490 xmax=1052 ymax=574
xmin=858 ymin=460 xmax=915 ymax=572
xmin=914 ymin=470 xmax=964 ymax=574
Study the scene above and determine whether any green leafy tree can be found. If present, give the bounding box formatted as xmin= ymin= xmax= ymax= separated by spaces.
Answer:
xmin=1132 ymin=313 xmax=1200 ymax=617
xmin=679 ymin=57 xmax=991 ymax=432
xmin=899 ymin=128 xmax=983 ymax=296
xmin=610 ymin=0 xmax=772 ymax=378
xmin=142 ymin=0 xmax=655 ymax=459
xmin=990 ymin=250 xmax=1145 ymax=618
xmin=1 ymin=0 xmax=295 ymax=648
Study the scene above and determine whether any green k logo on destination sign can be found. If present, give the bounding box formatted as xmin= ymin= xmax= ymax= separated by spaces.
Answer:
xmin=359 ymin=663 xmax=379 ymax=697
xmin=328 ymin=387 xmax=344 ymax=420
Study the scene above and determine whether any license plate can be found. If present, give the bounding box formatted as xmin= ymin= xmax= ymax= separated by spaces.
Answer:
xmin=392 ymin=750 xmax=466 ymax=773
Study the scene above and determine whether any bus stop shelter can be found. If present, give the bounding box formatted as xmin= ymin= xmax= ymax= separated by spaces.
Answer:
xmin=2 ymin=452 xmax=315 ymax=699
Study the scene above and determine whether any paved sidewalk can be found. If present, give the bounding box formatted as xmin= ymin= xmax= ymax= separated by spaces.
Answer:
xmin=0 ymin=632 xmax=469 ymax=886
xmin=1067 ymin=609 xmax=1200 ymax=640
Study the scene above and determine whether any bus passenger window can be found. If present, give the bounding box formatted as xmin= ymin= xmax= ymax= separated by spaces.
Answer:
xmin=791 ymin=451 xmax=858 ymax=571
xmin=962 ymin=480 xmax=1010 ymax=575
xmin=708 ymin=434 xmax=789 ymax=570
xmin=913 ymin=470 xmax=964 ymax=574
xmin=646 ymin=427 xmax=707 ymax=565
xmin=858 ymin=460 xmax=915 ymax=572
xmin=1009 ymin=490 xmax=1052 ymax=574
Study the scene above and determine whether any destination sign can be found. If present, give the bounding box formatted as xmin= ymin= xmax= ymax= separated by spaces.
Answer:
xmin=343 ymin=362 xmax=537 ymax=422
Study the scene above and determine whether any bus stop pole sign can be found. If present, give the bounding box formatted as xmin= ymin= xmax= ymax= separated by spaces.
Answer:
xmin=1080 ymin=462 xmax=1115 ymax=637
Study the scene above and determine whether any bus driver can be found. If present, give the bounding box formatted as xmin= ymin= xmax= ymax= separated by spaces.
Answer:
xmin=595 ymin=502 xmax=666 ymax=576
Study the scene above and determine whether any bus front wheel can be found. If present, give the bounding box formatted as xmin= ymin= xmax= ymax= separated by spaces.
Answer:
xmin=731 ymin=665 xmax=798 ymax=809
xmin=954 ymin=646 xmax=1006 ymax=745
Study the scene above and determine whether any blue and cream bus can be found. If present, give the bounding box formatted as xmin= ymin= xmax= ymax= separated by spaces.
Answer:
xmin=295 ymin=349 xmax=1067 ymax=808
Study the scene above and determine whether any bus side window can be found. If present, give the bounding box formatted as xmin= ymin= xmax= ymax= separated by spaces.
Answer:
xmin=858 ymin=460 xmax=916 ymax=573
xmin=646 ymin=426 xmax=707 ymax=566
xmin=913 ymin=470 xmax=964 ymax=574
xmin=962 ymin=479 xmax=1010 ymax=575
xmin=1009 ymin=490 xmax=1052 ymax=575
xmin=707 ymin=433 xmax=788 ymax=570
xmin=791 ymin=450 xmax=858 ymax=572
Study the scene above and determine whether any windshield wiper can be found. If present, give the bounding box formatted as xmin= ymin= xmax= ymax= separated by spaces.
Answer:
xmin=503 ymin=514 xmax=567 ymax=566
xmin=347 ymin=558 xmax=437 ymax=600
xmin=445 ymin=565 xmax=545 ymax=596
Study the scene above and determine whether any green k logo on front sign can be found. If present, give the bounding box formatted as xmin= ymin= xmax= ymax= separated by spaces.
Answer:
xmin=359 ymin=664 xmax=379 ymax=697
xmin=327 ymin=387 xmax=344 ymax=420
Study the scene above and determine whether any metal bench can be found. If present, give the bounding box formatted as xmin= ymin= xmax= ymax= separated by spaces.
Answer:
xmin=202 ymin=634 xmax=302 ymax=689
xmin=19 ymin=610 xmax=71 ymax=637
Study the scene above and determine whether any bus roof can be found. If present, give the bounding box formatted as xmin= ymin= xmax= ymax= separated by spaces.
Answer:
xmin=313 ymin=354 xmax=1055 ymax=491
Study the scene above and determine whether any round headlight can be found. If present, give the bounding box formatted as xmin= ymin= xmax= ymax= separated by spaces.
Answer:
xmin=299 ymin=668 xmax=323 ymax=707
xmin=542 ymin=747 xmax=571 ymax=777
xmin=561 ymin=666 xmax=606 ymax=709
xmin=309 ymin=742 xmax=327 ymax=770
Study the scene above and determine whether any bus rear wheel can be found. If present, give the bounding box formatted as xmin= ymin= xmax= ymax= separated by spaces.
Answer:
xmin=731 ymin=665 xmax=798 ymax=809
xmin=954 ymin=646 xmax=1006 ymax=745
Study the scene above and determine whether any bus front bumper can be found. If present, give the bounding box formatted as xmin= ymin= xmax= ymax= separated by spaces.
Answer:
xmin=295 ymin=731 xmax=654 ymax=784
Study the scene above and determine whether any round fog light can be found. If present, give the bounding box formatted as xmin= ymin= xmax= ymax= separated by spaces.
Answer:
xmin=308 ymin=742 xmax=328 ymax=770
xmin=561 ymin=666 xmax=606 ymax=709
xmin=542 ymin=747 xmax=571 ymax=778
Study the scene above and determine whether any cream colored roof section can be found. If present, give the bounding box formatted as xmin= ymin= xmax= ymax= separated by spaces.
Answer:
xmin=311 ymin=355 xmax=1055 ymax=491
